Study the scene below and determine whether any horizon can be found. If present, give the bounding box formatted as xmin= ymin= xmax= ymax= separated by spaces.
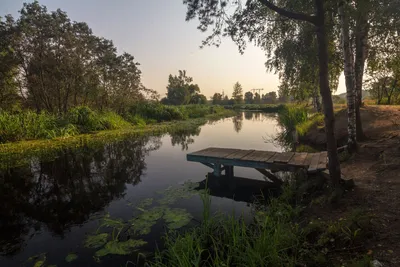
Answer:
xmin=1 ymin=0 xmax=346 ymax=98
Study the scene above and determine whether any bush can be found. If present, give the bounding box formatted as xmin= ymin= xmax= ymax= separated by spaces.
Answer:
xmin=67 ymin=106 xmax=103 ymax=132
xmin=129 ymin=102 xmax=186 ymax=122
xmin=98 ymin=112 xmax=131 ymax=130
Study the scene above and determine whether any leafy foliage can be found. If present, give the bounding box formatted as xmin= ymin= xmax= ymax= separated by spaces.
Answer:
xmin=0 ymin=2 xmax=146 ymax=114
xmin=84 ymin=233 xmax=109 ymax=249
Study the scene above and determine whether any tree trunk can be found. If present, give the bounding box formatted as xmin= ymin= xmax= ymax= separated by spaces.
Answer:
xmin=339 ymin=1 xmax=357 ymax=152
xmin=315 ymin=0 xmax=341 ymax=186
xmin=354 ymin=14 xmax=369 ymax=140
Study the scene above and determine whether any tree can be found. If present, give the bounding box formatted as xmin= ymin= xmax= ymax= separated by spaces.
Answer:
xmin=0 ymin=2 xmax=145 ymax=114
xmin=212 ymin=93 xmax=223 ymax=105
xmin=338 ymin=1 xmax=357 ymax=151
xmin=165 ymin=70 xmax=202 ymax=105
xmin=232 ymin=82 xmax=243 ymax=104
xmin=190 ymin=93 xmax=208 ymax=104
xmin=254 ymin=92 xmax=261 ymax=104
xmin=184 ymin=0 xmax=342 ymax=185
xmin=244 ymin=91 xmax=253 ymax=104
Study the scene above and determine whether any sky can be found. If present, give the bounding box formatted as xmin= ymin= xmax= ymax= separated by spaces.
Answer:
xmin=1 ymin=0 xmax=346 ymax=98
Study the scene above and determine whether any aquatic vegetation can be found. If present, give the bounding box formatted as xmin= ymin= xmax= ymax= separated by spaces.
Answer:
xmin=84 ymin=233 xmax=109 ymax=249
xmin=157 ymin=181 xmax=199 ymax=205
xmin=95 ymin=239 xmax=147 ymax=257
xmin=100 ymin=214 xmax=125 ymax=230
xmin=65 ymin=253 xmax=78 ymax=262
xmin=137 ymin=198 xmax=154 ymax=211
xmin=163 ymin=208 xmax=193 ymax=229
xmin=131 ymin=207 xmax=165 ymax=235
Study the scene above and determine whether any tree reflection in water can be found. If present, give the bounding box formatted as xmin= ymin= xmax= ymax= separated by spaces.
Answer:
xmin=170 ymin=126 xmax=201 ymax=151
xmin=0 ymin=136 xmax=161 ymax=256
xmin=232 ymin=113 xmax=243 ymax=133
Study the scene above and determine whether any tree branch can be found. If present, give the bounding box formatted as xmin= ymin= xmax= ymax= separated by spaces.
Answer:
xmin=258 ymin=0 xmax=317 ymax=25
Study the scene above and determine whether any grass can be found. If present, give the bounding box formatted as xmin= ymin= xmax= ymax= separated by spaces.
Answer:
xmin=147 ymin=175 xmax=376 ymax=267
xmin=0 ymin=104 xmax=234 ymax=144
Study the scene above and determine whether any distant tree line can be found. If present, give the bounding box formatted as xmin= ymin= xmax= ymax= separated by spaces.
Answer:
xmin=211 ymin=82 xmax=279 ymax=105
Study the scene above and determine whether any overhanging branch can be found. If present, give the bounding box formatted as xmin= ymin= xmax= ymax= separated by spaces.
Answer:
xmin=258 ymin=0 xmax=317 ymax=25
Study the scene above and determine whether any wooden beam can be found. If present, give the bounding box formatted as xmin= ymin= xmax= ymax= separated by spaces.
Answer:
xmin=255 ymin=168 xmax=283 ymax=185
xmin=200 ymin=162 xmax=214 ymax=169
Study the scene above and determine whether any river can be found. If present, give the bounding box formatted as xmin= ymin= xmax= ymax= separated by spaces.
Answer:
xmin=0 ymin=112 xmax=284 ymax=267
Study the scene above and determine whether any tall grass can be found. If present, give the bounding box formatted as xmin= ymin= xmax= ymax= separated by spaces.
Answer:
xmin=148 ymin=184 xmax=302 ymax=267
xmin=0 ymin=104 xmax=235 ymax=143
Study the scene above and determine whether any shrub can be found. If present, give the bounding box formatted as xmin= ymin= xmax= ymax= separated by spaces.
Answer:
xmin=67 ymin=106 xmax=103 ymax=132
xmin=98 ymin=112 xmax=131 ymax=130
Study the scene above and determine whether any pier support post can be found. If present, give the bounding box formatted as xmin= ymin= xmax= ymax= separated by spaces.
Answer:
xmin=213 ymin=164 xmax=222 ymax=177
xmin=225 ymin=165 xmax=234 ymax=178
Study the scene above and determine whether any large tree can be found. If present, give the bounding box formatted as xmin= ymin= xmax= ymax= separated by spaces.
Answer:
xmin=184 ymin=0 xmax=342 ymax=185
xmin=165 ymin=70 xmax=203 ymax=105
xmin=232 ymin=82 xmax=244 ymax=104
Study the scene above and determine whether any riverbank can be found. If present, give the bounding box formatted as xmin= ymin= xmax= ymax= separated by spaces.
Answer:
xmin=297 ymin=105 xmax=400 ymax=266
xmin=0 ymin=109 xmax=235 ymax=169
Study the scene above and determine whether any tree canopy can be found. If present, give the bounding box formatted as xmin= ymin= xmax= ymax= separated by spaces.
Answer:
xmin=0 ymin=2 xmax=150 ymax=114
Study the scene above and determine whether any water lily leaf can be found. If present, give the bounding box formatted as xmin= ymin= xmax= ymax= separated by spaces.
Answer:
xmin=163 ymin=208 xmax=193 ymax=229
xmin=137 ymin=198 xmax=153 ymax=210
xmin=33 ymin=261 xmax=45 ymax=267
xmin=100 ymin=214 xmax=125 ymax=229
xmin=131 ymin=207 xmax=164 ymax=235
xmin=95 ymin=239 xmax=147 ymax=257
xmin=84 ymin=233 xmax=108 ymax=249
xmin=65 ymin=253 xmax=78 ymax=262
xmin=157 ymin=186 xmax=195 ymax=205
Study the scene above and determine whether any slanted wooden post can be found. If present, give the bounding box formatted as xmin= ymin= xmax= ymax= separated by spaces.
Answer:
xmin=213 ymin=164 xmax=222 ymax=177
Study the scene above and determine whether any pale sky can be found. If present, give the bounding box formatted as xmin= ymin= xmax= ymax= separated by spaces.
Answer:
xmin=1 ymin=0 xmax=346 ymax=98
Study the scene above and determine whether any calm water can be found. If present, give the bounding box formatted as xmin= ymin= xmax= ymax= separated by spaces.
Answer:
xmin=0 ymin=112 xmax=283 ymax=267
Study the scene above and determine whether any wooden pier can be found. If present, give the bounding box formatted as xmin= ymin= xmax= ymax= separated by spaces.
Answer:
xmin=187 ymin=147 xmax=328 ymax=184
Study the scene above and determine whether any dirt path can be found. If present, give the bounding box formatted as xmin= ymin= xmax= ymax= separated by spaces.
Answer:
xmin=332 ymin=106 xmax=400 ymax=266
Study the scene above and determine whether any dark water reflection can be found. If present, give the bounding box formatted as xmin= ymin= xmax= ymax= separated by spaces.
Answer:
xmin=0 ymin=112 xmax=282 ymax=267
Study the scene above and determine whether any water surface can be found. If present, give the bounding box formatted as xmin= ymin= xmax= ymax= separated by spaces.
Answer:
xmin=0 ymin=112 xmax=283 ymax=267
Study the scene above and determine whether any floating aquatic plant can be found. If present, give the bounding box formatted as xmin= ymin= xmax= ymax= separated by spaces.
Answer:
xmin=130 ymin=206 xmax=164 ymax=235
xmin=65 ymin=253 xmax=78 ymax=262
xmin=137 ymin=198 xmax=154 ymax=211
xmin=163 ymin=208 xmax=193 ymax=229
xmin=84 ymin=233 xmax=108 ymax=249
xmin=95 ymin=239 xmax=147 ymax=257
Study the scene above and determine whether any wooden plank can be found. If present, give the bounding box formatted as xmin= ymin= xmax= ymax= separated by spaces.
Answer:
xmin=317 ymin=151 xmax=328 ymax=170
xmin=241 ymin=150 xmax=275 ymax=162
xmin=225 ymin=149 xmax=255 ymax=160
xmin=273 ymin=152 xmax=295 ymax=163
xmin=288 ymin=152 xmax=308 ymax=166
xmin=266 ymin=152 xmax=280 ymax=163
xmin=189 ymin=147 xmax=216 ymax=156
xmin=302 ymin=153 xmax=314 ymax=167
xmin=251 ymin=151 xmax=276 ymax=162
xmin=308 ymin=153 xmax=322 ymax=173
xmin=195 ymin=148 xmax=239 ymax=158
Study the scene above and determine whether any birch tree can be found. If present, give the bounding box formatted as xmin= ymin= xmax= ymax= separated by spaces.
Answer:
xmin=338 ymin=1 xmax=357 ymax=151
